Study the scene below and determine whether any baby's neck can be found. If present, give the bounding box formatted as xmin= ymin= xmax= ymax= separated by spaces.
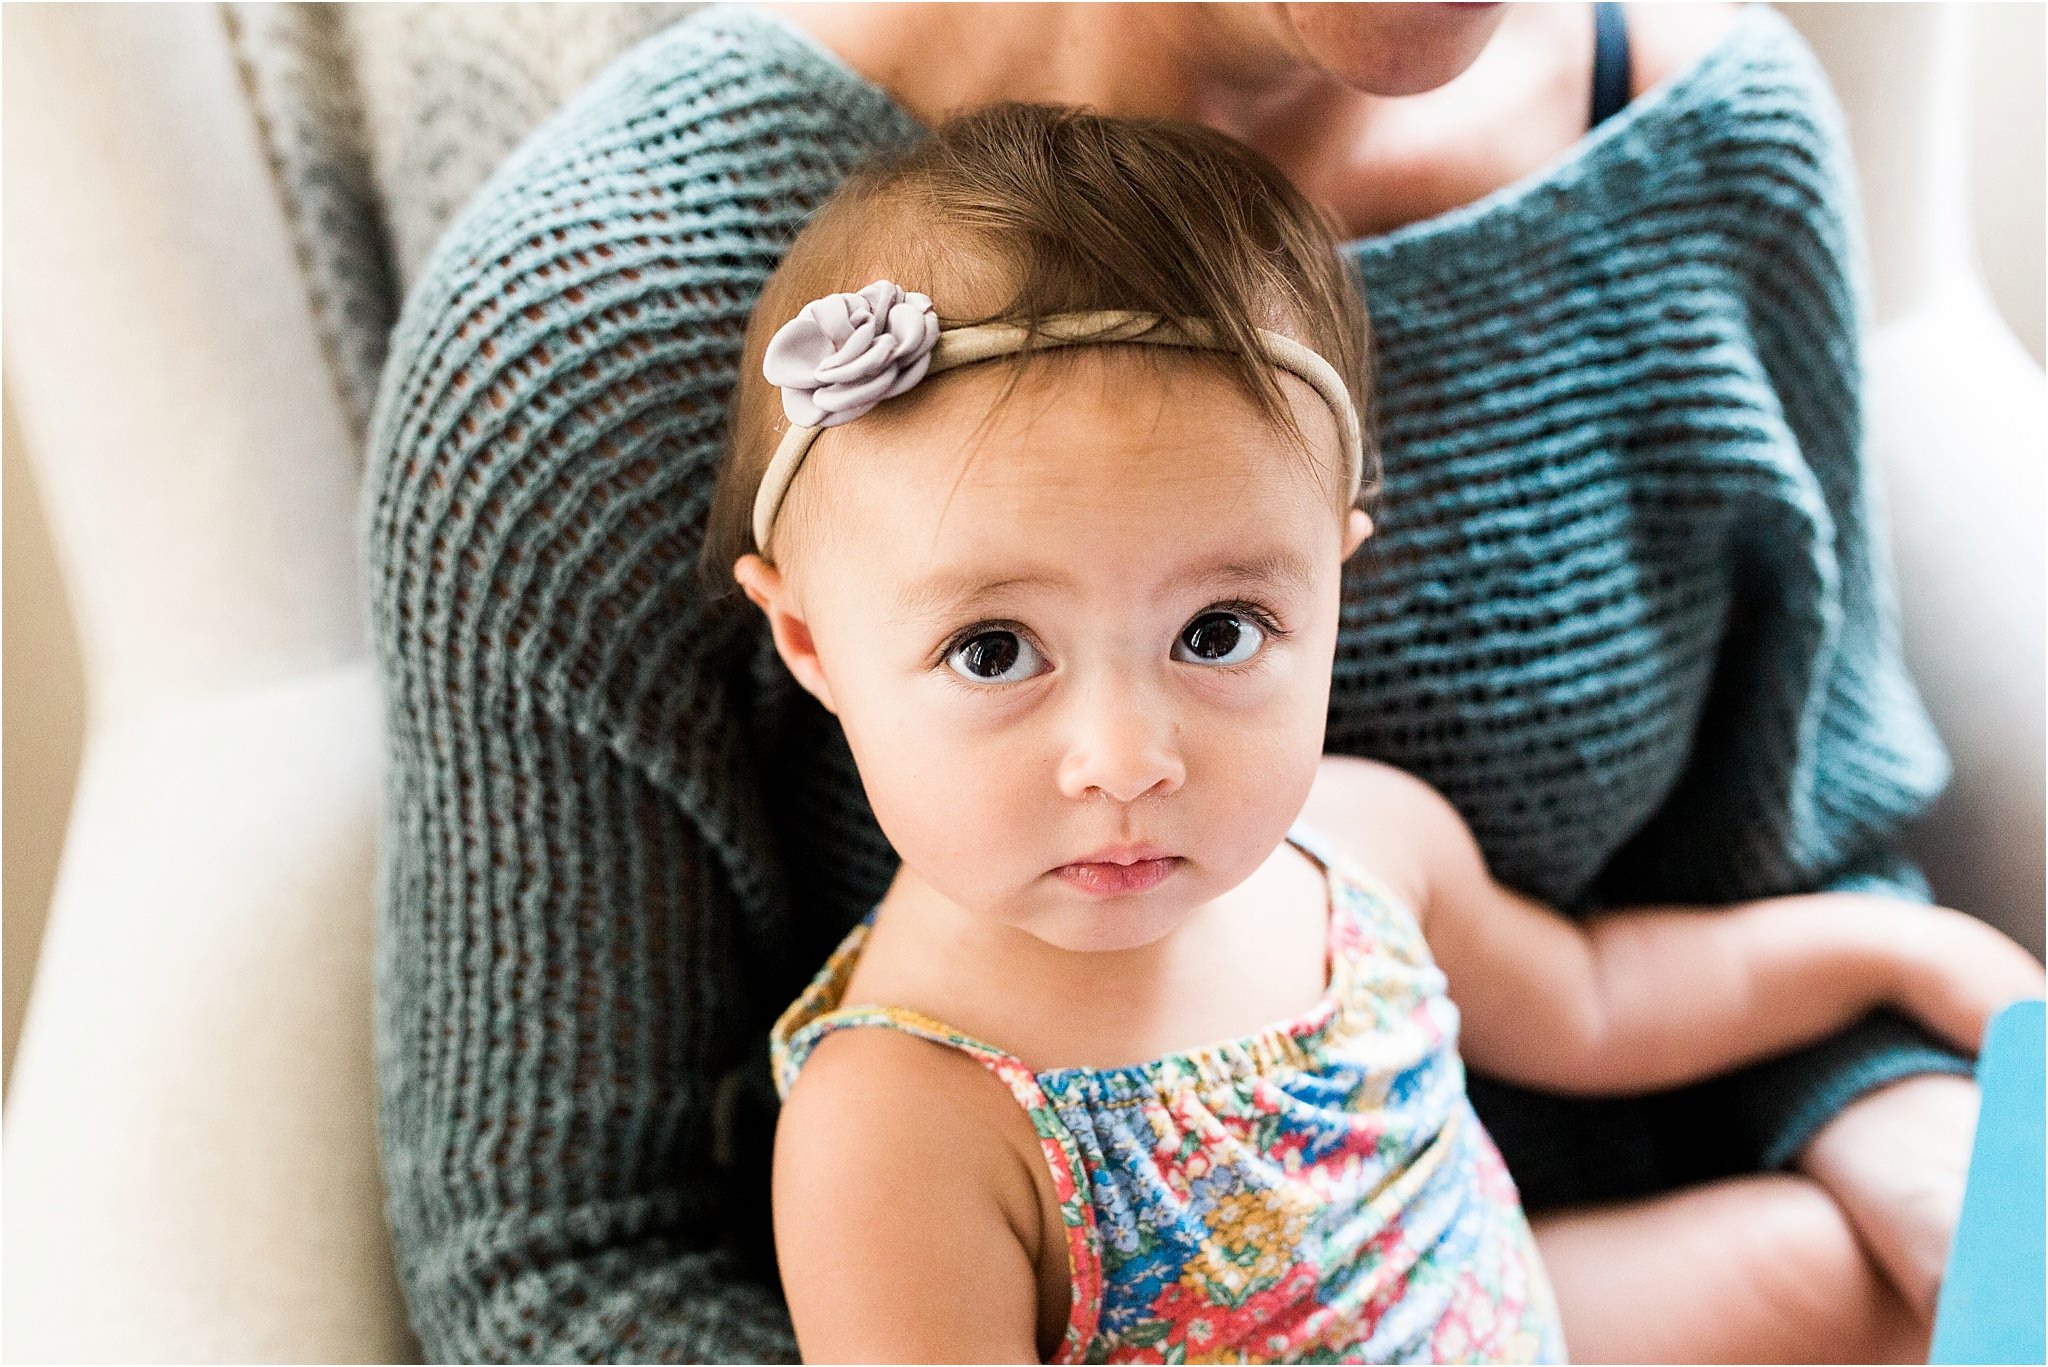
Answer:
xmin=849 ymin=840 xmax=1332 ymax=1072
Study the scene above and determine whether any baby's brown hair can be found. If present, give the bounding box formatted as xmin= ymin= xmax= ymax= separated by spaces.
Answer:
xmin=699 ymin=101 xmax=1378 ymax=598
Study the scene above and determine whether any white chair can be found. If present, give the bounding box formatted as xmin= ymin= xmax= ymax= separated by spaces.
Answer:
xmin=2 ymin=4 xmax=2038 ymax=1360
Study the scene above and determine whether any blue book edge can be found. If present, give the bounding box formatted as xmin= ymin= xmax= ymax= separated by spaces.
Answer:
xmin=1929 ymin=997 xmax=2046 ymax=1366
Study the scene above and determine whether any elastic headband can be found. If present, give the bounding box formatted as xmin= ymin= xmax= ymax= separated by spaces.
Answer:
xmin=751 ymin=278 xmax=1364 ymax=558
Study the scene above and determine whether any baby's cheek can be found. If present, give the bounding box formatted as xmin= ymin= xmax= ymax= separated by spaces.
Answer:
xmin=1204 ymin=703 xmax=1325 ymax=838
xmin=850 ymin=717 xmax=1020 ymax=878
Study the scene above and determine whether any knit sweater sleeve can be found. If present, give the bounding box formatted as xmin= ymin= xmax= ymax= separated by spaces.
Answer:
xmin=358 ymin=14 xmax=922 ymax=1361
xmin=1587 ymin=23 xmax=1969 ymax=1174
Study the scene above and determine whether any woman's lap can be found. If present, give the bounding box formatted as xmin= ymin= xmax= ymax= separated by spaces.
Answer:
xmin=1466 ymin=1074 xmax=1749 ymax=1213
xmin=1530 ymin=1173 xmax=1928 ymax=1363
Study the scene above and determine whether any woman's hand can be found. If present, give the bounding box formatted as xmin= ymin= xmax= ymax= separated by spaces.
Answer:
xmin=1801 ymin=899 xmax=2040 ymax=1323
xmin=1793 ymin=1072 xmax=1981 ymax=1323
xmin=1873 ymin=900 xmax=2044 ymax=1054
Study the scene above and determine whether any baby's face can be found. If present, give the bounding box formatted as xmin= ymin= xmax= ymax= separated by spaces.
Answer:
xmin=737 ymin=349 xmax=1371 ymax=954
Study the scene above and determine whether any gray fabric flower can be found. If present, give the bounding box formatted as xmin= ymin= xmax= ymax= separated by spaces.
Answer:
xmin=762 ymin=279 xmax=942 ymax=427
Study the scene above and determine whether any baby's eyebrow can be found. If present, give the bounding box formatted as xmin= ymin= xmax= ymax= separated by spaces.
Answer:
xmin=888 ymin=549 xmax=1316 ymax=624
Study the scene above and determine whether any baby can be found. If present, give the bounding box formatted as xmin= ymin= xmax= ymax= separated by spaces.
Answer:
xmin=700 ymin=103 xmax=2039 ymax=1363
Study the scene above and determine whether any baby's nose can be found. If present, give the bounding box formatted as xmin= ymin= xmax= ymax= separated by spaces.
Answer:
xmin=1055 ymin=676 xmax=1185 ymax=804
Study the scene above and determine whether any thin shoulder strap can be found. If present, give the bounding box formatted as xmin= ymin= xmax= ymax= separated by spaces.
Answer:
xmin=1284 ymin=818 xmax=1390 ymax=901
xmin=1282 ymin=818 xmax=1344 ymax=874
xmin=1590 ymin=1 xmax=1633 ymax=130
xmin=1284 ymin=817 xmax=1429 ymax=939
xmin=775 ymin=1001 xmax=1018 ymax=1098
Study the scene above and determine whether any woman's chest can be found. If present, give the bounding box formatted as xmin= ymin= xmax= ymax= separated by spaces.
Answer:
xmin=1260 ymin=2 xmax=1597 ymax=240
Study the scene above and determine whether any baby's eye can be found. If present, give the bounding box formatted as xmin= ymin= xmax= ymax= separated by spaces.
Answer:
xmin=944 ymin=629 xmax=1048 ymax=685
xmin=1173 ymin=610 xmax=1266 ymax=667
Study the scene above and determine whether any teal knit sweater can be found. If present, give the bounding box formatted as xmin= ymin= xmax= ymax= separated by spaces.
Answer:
xmin=362 ymin=5 xmax=1967 ymax=1361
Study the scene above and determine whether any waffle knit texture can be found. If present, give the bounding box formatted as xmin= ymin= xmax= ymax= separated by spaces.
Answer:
xmin=359 ymin=4 xmax=1967 ymax=1360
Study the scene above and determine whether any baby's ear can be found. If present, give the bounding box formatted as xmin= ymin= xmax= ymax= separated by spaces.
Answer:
xmin=732 ymin=553 xmax=838 ymax=715
xmin=1341 ymin=507 xmax=1374 ymax=560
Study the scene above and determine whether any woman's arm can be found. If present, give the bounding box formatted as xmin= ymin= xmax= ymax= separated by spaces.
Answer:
xmin=1582 ymin=7 xmax=1977 ymax=1176
xmin=1350 ymin=760 xmax=2042 ymax=1094
xmin=772 ymin=1030 xmax=1047 ymax=1363
xmin=360 ymin=13 xmax=929 ymax=1362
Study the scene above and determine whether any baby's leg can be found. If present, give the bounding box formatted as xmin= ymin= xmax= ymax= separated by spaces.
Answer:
xmin=1530 ymin=1173 xmax=1929 ymax=1364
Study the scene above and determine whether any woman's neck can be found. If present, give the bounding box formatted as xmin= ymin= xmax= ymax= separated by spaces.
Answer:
xmin=752 ymin=2 xmax=1605 ymax=239
xmin=755 ymin=3 xmax=1350 ymax=145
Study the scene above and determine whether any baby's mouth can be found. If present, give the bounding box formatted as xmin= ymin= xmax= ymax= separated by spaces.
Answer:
xmin=1052 ymin=856 xmax=1183 ymax=897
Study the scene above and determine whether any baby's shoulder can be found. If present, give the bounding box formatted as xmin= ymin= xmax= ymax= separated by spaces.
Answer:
xmin=783 ymin=1019 xmax=1023 ymax=1125
xmin=771 ymin=1023 xmax=1055 ymax=1360
xmin=1302 ymin=755 xmax=1467 ymax=914
xmin=775 ymin=1020 xmax=1046 ymax=1233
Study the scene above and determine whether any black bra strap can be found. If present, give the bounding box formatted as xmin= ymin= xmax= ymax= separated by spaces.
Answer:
xmin=1590 ymin=1 xmax=1633 ymax=129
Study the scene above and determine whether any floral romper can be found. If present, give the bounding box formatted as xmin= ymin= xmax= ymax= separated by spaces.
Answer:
xmin=769 ymin=821 xmax=1568 ymax=1363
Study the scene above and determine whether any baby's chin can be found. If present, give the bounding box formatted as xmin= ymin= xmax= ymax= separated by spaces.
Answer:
xmin=1007 ymin=871 xmax=1208 ymax=955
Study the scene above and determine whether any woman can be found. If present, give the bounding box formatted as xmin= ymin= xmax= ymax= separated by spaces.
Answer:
xmin=363 ymin=4 xmax=1975 ymax=1360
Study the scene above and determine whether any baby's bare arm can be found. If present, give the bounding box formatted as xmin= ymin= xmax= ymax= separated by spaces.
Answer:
xmin=1320 ymin=757 xmax=2043 ymax=1094
xmin=772 ymin=1029 xmax=1045 ymax=1363
xmin=1561 ymin=893 xmax=2037 ymax=1090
